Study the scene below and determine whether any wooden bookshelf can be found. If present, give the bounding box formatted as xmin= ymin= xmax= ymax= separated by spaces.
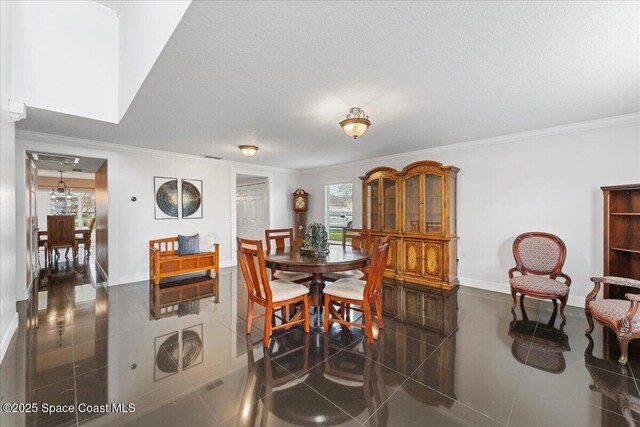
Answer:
xmin=603 ymin=184 xmax=640 ymax=299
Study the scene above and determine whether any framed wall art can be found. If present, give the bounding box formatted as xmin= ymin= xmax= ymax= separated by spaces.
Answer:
xmin=154 ymin=176 xmax=179 ymax=220
xmin=181 ymin=178 xmax=203 ymax=219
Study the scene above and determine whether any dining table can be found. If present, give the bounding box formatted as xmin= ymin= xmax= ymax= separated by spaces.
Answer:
xmin=38 ymin=228 xmax=93 ymax=263
xmin=264 ymin=246 xmax=371 ymax=308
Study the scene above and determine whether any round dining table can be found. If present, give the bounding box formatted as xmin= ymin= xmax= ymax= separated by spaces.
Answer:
xmin=264 ymin=246 xmax=371 ymax=307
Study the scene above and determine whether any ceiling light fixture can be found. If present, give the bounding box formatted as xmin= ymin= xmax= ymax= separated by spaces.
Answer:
xmin=239 ymin=145 xmax=259 ymax=157
xmin=50 ymin=171 xmax=72 ymax=200
xmin=339 ymin=107 xmax=371 ymax=139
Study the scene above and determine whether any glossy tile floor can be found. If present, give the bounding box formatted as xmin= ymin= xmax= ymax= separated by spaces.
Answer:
xmin=1 ymin=259 xmax=640 ymax=427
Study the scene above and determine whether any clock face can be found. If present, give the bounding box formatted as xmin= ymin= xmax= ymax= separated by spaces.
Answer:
xmin=295 ymin=196 xmax=306 ymax=210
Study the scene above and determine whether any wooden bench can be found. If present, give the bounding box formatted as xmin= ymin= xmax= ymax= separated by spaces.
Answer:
xmin=149 ymin=237 xmax=219 ymax=286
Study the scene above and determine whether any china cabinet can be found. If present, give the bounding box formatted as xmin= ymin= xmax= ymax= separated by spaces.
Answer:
xmin=602 ymin=184 xmax=640 ymax=299
xmin=361 ymin=160 xmax=459 ymax=289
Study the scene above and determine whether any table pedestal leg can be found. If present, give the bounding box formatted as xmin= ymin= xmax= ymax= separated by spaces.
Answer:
xmin=308 ymin=273 xmax=325 ymax=307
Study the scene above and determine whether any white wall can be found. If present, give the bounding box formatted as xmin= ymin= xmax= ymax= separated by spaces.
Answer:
xmin=299 ymin=118 xmax=640 ymax=306
xmin=118 ymin=1 xmax=191 ymax=119
xmin=15 ymin=132 xmax=299 ymax=291
xmin=0 ymin=0 xmax=18 ymax=363
xmin=10 ymin=1 xmax=119 ymax=122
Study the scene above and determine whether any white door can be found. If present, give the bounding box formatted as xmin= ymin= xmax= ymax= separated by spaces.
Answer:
xmin=237 ymin=182 xmax=268 ymax=241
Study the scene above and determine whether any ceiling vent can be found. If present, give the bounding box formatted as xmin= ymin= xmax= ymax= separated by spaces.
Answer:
xmin=31 ymin=153 xmax=80 ymax=165
xmin=203 ymin=155 xmax=223 ymax=160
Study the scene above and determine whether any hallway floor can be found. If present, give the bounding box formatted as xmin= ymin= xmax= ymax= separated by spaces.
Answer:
xmin=1 ymin=261 xmax=639 ymax=426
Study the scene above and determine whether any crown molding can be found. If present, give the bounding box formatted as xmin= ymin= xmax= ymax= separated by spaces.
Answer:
xmin=15 ymin=130 xmax=299 ymax=175
xmin=302 ymin=112 xmax=640 ymax=175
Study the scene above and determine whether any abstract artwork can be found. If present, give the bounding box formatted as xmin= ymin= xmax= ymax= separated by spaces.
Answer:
xmin=154 ymin=177 xmax=179 ymax=219
xmin=182 ymin=323 xmax=203 ymax=370
xmin=154 ymin=331 xmax=179 ymax=381
xmin=181 ymin=179 xmax=203 ymax=219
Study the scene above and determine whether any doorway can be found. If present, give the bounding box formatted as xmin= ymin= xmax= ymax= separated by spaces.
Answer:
xmin=27 ymin=151 xmax=108 ymax=283
xmin=236 ymin=174 xmax=269 ymax=241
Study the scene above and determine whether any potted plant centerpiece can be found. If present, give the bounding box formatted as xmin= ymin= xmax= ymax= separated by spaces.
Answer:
xmin=300 ymin=222 xmax=330 ymax=256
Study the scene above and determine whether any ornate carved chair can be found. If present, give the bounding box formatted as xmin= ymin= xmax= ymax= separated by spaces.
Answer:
xmin=323 ymin=237 xmax=389 ymax=343
xmin=509 ymin=232 xmax=571 ymax=321
xmin=265 ymin=228 xmax=311 ymax=284
xmin=585 ymin=276 xmax=640 ymax=365
xmin=237 ymin=237 xmax=310 ymax=347
xmin=324 ymin=228 xmax=371 ymax=282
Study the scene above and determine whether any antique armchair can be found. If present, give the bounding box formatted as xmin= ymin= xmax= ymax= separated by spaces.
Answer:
xmin=585 ymin=276 xmax=640 ymax=365
xmin=509 ymin=232 xmax=571 ymax=321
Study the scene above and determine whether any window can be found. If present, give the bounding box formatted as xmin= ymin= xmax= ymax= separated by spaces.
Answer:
xmin=325 ymin=182 xmax=353 ymax=244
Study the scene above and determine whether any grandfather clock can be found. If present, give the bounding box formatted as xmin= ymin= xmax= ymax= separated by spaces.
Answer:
xmin=293 ymin=188 xmax=308 ymax=240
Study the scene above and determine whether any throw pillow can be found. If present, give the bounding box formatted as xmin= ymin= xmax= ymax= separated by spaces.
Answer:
xmin=177 ymin=234 xmax=200 ymax=255
xmin=199 ymin=233 xmax=217 ymax=253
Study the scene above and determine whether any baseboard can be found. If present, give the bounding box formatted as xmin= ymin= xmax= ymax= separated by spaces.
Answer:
xmin=96 ymin=261 xmax=108 ymax=281
xmin=109 ymin=260 xmax=238 ymax=287
xmin=0 ymin=313 xmax=19 ymax=364
xmin=459 ymin=276 xmax=584 ymax=308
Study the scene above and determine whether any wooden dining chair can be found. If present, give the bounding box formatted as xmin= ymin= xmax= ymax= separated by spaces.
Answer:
xmin=265 ymin=228 xmax=311 ymax=284
xmin=323 ymin=237 xmax=390 ymax=343
xmin=46 ymin=215 xmax=77 ymax=264
xmin=237 ymin=237 xmax=310 ymax=347
xmin=76 ymin=216 xmax=96 ymax=258
xmin=324 ymin=228 xmax=371 ymax=282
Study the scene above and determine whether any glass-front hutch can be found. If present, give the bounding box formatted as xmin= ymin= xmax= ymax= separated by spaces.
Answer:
xmin=361 ymin=161 xmax=459 ymax=290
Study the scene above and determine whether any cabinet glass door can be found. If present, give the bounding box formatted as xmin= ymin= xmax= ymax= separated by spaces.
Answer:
xmin=382 ymin=178 xmax=396 ymax=230
xmin=367 ymin=180 xmax=380 ymax=230
xmin=424 ymin=175 xmax=442 ymax=233
xmin=404 ymin=175 xmax=420 ymax=232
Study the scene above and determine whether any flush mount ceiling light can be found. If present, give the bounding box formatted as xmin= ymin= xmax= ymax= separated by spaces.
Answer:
xmin=239 ymin=145 xmax=259 ymax=157
xmin=339 ymin=107 xmax=371 ymax=139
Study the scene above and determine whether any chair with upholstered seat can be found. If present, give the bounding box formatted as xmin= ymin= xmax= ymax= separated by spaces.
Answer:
xmin=265 ymin=228 xmax=312 ymax=284
xmin=324 ymin=228 xmax=371 ymax=282
xmin=323 ymin=237 xmax=389 ymax=343
xmin=585 ymin=276 xmax=640 ymax=365
xmin=237 ymin=237 xmax=310 ymax=347
xmin=509 ymin=232 xmax=571 ymax=321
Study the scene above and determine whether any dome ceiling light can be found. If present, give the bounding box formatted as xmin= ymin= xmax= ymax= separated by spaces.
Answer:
xmin=239 ymin=145 xmax=259 ymax=157
xmin=339 ymin=107 xmax=371 ymax=139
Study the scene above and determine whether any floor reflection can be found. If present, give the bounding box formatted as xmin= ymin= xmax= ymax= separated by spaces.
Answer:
xmin=5 ymin=264 xmax=640 ymax=426
xmin=509 ymin=305 xmax=570 ymax=373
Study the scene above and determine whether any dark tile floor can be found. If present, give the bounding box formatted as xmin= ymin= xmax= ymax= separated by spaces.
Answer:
xmin=1 ymin=260 xmax=639 ymax=427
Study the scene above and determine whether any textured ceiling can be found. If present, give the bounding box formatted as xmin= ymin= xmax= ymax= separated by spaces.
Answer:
xmin=18 ymin=1 xmax=640 ymax=170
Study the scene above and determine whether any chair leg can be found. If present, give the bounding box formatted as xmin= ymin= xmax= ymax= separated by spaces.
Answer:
xmin=618 ymin=334 xmax=631 ymax=365
xmin=375 ymin=296 xmax=384 ymax=329
xmin=246 ymin=300 xmax=254 ymax=334
xmin=263 ymin=304 xmax=273 ymax=348
xmin=364 ymin=302 xmax=374 ymax=343
xmin=510 ymin=290 xmax=517 ymax=312
xmin=280 ymin=306 xmax=287 ymax=323
xmin=323 ymin=296 xmax=331 ymax=333
xmin=559 ymin=297 xmax=567 ymax=322
xmin=303 ymin=295 xmax=310 ymax=333
xmin=585 ymin=308 xmax=594 ymax=335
